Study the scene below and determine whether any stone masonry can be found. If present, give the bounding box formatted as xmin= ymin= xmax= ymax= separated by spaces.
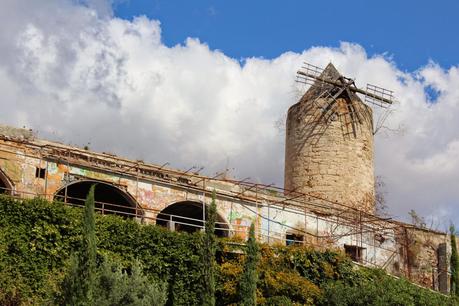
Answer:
xmin=285 ymin=64 xmax=375 ymax=214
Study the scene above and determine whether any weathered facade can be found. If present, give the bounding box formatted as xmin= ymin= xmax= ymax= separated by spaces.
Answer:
xmin=0 ymin=123 xmax=452 ymax=293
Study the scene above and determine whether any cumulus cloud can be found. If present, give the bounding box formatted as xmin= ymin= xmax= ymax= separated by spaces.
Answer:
xmin=0 ymin=0 xmax=458 ymax=226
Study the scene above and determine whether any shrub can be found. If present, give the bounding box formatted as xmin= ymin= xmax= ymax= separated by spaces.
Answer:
xmin=321 ymin=269 xmax=455 ymax=306
xmin=94 ymin=258 xmax=167 ymax=306
xmin=0 ymin=195 xmax=454 ymax=305
xmin=264 ymin=295 xmax=294 ymax=306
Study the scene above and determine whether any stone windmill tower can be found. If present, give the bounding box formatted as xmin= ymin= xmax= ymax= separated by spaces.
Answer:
xmin=284 ymin=62 xmax=394 ymax=214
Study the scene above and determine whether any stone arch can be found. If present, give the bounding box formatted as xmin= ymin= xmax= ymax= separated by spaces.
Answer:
xmin=156 ymin=200 xmax=230 ymax=237
xmin=0 ymin=168 xmax=13 ymax=195
xmin=54 ymin=180 xmax=142 ymax=218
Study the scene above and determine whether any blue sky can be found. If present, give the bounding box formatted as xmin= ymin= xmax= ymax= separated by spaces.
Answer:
xmin=114 ymin=0 xmax=459 ymax=71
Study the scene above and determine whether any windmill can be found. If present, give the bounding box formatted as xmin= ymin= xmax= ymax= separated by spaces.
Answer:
xmin=284 ymin=62 xmax=395 ymax=212
xmin=295 ymin=62 xmax=395 ymax=137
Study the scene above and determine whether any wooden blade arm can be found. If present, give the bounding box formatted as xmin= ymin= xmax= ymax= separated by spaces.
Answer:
xmin=297 ymin=71 xmax=393 ymax=105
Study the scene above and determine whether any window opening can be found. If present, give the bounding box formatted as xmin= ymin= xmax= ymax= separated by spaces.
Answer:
xmin=35 ymin=167 xmax=46 ymax=179
xmin=286 ymin=233 xmax=304 ymax=246
xmin=156 ymin=201 xmax=229 ymax=237
xmin=54 ymin=181 xmax=139 ymax=218
xmin=344 ymin=244 xmax=366 ymax=262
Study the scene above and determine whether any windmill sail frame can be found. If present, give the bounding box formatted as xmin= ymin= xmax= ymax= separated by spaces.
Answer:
xmin=296 ymin=62 xmax=396 ymax=107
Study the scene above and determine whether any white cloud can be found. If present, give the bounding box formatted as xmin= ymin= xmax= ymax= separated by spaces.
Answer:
xmin=0 ymin=0 xmax=458 ymax=226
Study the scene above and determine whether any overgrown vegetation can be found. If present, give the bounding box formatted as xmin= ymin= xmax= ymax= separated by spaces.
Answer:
xmin=56 ymin=185 xmax=167 ymax=306
xmin=238 ymin=223 xmax=259 ymax=306
xmin=0 ymin=195 xmax=456 ymax=305
xmin=451 ymin=225 xmax=459 ymax=296
xmin=201 ymin=191 xmax=218 ymax=306
xmin=322 ymin=268 xmax=453 ymax=306
xmin=59 ymin=185 xmax=97 ymax=304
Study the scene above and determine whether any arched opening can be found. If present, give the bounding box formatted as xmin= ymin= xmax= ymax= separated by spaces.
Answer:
xmin=54 ymin=180 xmax=141 ymax=218
xmin=156 ymin=201 xmax=229 ymax=237
xmin=0 ymin=169 xmax=12 ymax=195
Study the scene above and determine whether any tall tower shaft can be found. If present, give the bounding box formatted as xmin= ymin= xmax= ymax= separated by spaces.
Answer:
xmin=284 ymin=63 xmax=375 ymax=213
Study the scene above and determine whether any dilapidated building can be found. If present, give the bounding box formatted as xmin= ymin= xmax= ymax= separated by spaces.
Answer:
xmin=0 ymin=64 xmax=455 ymax=294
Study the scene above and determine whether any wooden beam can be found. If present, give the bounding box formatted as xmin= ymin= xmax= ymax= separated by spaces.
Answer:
xmin=297 ymin=71 xmax=394 ymax=105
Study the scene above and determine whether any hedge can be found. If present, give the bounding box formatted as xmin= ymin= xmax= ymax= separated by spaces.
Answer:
xmin=0 ymin=195 xmax=455 ymax=305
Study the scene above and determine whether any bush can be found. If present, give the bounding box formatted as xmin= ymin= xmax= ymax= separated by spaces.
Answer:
xmin=93 ymin=258 xmax=167 ymax=306
xmin=96 ymin=215 xmax=204 ymax=305
xmin=0 ymin=195 xmax=455 ymax=305
xmin=321 ymin=269 xmax=455 ymax=306
xmin=0 ymin=196 xmax=81 ymax=305
xmin=0 ymin=196 xmax=202 ymax=305
xmin=264 ymin=295 xmax=294 ymax=306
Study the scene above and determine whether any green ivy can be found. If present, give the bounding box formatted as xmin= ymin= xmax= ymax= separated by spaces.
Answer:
xmin=0 ymin=195 xmax=455 ymax=305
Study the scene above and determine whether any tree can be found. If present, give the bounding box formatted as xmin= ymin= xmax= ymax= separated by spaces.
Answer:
xmin=408 ymin=209 xmax=426 ymax=229
xmin=201 ymin=191 xmax=217 ymax=306
xmin=375 ymin=176 xmax=389 ymax=217
xmin=238 ymin=223 xmax=259 ymax=306
xmin=450 ymin=225 xmax=459 ymax=296
xmin=59 ymin=184 xmax=97 ymax=305
xmin=82 ymin=184 xmax=97 ymax=301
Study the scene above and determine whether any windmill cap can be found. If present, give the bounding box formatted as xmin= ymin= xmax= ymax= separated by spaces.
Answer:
xmin=320 ymin=63 xmax=342 ymax=81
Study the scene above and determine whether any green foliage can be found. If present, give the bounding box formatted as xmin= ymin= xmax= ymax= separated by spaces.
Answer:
xmin=217 ymin=240 xmax=453 ymax=306
xmin=201 ymin=191 xmax=217 ymax=306
xmin=57 ymin=185 xmax=167 ymax=306
xmin=265 ymin=245 xmax=355 ymax=286
xmin=0 ymin=195 xmax=455 ymax=306
xmin=238 ymin=223 xmax=259 ymax=306
xmin=264 ymin=295 xmax=294 ymax=306
xmin=59 ymin=255 xmax=168 ymax=306
xmin=83 ymin=184 xmax=97 ymax=296
xmin=58 ymin=185 xmax=97 ymax=305
xmin=95 ymin=215 xmax=204 ymax=305
xmin=58 ymin=255 xmax=85 ymax=305
xmin=321 ymin=268 xmax=457 ymax=306
xmin=451 ymin=225 xmax=459 ymax=296
xmin=217 ymin=244 xmax=328 ymax=305
xmin=94 ymin=258 xmax=167 ymax=306
xmin=0 ymin=195 xmax=81 ymax=305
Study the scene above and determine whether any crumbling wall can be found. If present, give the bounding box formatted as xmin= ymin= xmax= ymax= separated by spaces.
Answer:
xmin=0 ymin=124 xmax=34 ymax=140
xmin=393 ymin=227 xmax=449 ymax=291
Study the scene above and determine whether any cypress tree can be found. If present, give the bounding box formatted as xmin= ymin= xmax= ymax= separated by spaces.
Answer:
xmin=201 ymin=191 xmax=217 ymax=306
xmin=238 ymin=222 xmax=259 ymax=306
xmin=82 ymin=184 xmax=97 ymax=302
xmin=59 ymin=184 xmax=97 ymax=305
xmin=450 ymin=225 xmax=459 ymax=296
